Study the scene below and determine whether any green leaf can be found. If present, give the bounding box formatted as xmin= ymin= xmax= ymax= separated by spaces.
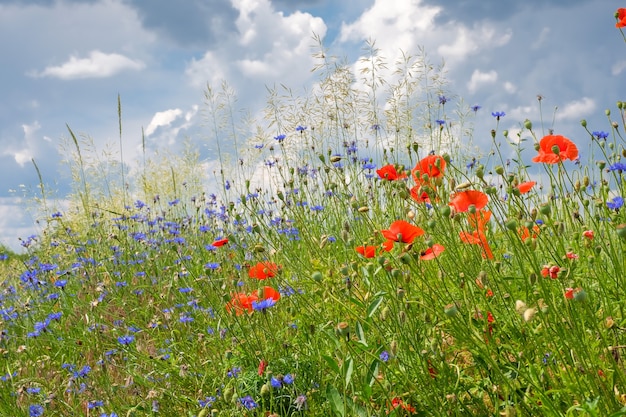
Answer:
xmin=326 ymin=385 xmax=345 ymax=417
xmin=356 ymin=321 xmax=367 ymax=346
xmin=366 ymin=295 xmax=384 ymax=318
xmin=322 ymin=355 xmax=340 ymax=374
xmin=366 ymin=358 xmax=379 ymax=387
xmin=344 ymin=355 xmax=354 ymax=388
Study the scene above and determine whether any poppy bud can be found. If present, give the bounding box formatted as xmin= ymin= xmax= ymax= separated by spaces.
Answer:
xmin=336 ymin=322 xmax=350 ymax=338
xmin=524 ymin=119 xmax=532 ymax=130
xmin=399 ymin=253 xmax=412 ymax=264
xmin=443 ymin=153 xmax=451 ymax=163
xmin=495 ymin=165 xmax=505 ymax=175
xmin=468 ymin=204 xmax=476 ymax=214
xmin=223 ymin=386 xmax=234 ymax=402
xmin=613 ymin=121 xmax=619 ymax=129
xmin=358 ymin=206 xmax=369 ymax=213
xmin=505 ymin=219 xmax=518 ymax=231
xmin=455 ymin=181 xmax=471 ymax=190
xmin=330 ymin=155 xmax=342 ymax=163
xmin=618 ymin=102 xmax=624 ymax=110
xmin=539 ymin=203 xmax=551 ymax=216
xmin=396 ymin=288 xmax=405 ymax=299
xmin=503 ymin=130 xmax=509 ymax=137
xmin=617 ymin=224 xmax=626 ymax=240
xmin=311 ymin=271 xmax=323 ymax=282
xmin=476 ymin=166 xmax=484 ymax=179
xmin=574 ymin=180 xmax=581 ymax=191
xmin=261 ymin=383 xmax=271 ymax=396
xmin=606 ymin=109 xmax=611 ymax=117
xmin=444 ymin=303 xmax=458 ymax=317
xmin=380 ymin=306 xmax=390 ymax=321
xmin=440 ymin=205 xmax=451 ymax=218
xmin=597 ymin=161 xmax=606 ymax=170
xmin=573 ymin=288 xmax=588 ymax=302
xmin=580 ymin=119 xmax=587 ymax=127
xmin=491 ymin=129 xmax=496 ymax=139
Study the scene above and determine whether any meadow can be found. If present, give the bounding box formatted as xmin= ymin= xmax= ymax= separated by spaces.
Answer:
xmin=2 ymin=15 xmax=626 ymax=416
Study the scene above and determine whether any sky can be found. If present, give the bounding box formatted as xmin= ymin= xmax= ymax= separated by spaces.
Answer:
xmin=0 ymin=0 xmax=623 ymax=251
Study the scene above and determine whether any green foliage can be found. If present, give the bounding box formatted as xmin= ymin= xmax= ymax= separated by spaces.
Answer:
xmin=3 ymin=34 xmax=626 ymax=416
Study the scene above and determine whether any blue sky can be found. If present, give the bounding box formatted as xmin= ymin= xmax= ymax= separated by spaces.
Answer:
xmin=0 ymin=0 xmax=623 ymax=251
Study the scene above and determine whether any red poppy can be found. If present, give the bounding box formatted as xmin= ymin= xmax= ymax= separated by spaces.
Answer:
xmin=355 ymin=245 xmax=377 ymax=258
xmin=541 ymin=265 xmax=560 ymax=279
xmin=564 ymin=288 xmax=575 ymax=299
xmin=258 ymin=286 xmax=281 ymax=302
xmin=391 ymin=397 xmax=416 ymax=413
xmin=412 ymin=155 xmax=446 ymax=182
xmin=468 ymin=209 xmax=491 ymax=231
xmin=582 ymin=230 xmax=594 ymax=240
xmin=517 ymin=181 xmax=535 ymax=194
xmin=518 ymin=224 xmax=540 ymax=242
xmin=617 ymin=8 xmax=626 ymax=28
xmin=226 ymin=292 xmax=258 ymax=315
xmin=410 ymin=184 xmax=432 ymax=204
xmin=449 ymin=190 xmax=489 ymax=213
xmin=420 ymin=243 xmax=445 ymax=260
xmin=459 ymin=230 xmax=494 ymax=259
xmin=381 ymin=220 xmax=424 ymax=244
xmin=532 ymin=135 xmax=578 ymax=164
xmin=248 ymin=262 xmax=279 ymax=280
xmin=376 ymin=164 xmax=407 ymax=181
xmin=258 ymin=359 xmax=267 ymax=376
xmin=212 ymin=237 xmax=229 ymax=247
xmin=381 ymin=240 xmax=394 ymax=252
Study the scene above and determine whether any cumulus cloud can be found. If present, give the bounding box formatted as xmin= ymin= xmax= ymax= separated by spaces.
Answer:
xmin=612 ymin=60 xmax=626 ymax=76
xmin=145 ymin=109 xmax=183 ymax=136
xmin=31 ymin=50 xmax=145 ymax=80
xmin=555 ymin=97 xmax=596 ymax=121
xmin=185 ymin=0 xmax=326 ymax=97
xmin=467 ymin=69 xmax=498 ymax=93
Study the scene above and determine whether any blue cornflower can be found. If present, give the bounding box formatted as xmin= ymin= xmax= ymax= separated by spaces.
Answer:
xmin=26 ymin=387 xmax=41 ymax=395
xmin=252 ymin=298 xmax=276 ymax=312
xmin=380 ymin=351 xmax=389 ymax=362
xmin=179 ymin=287 xmax=193 ymax=293
xmin=608 ymin=162 xmax=626 ymax=172
xmin=168 ymin=199 xmax=179 ymax=206
xmin=492 ymin=111 xmax=506 ymax=119
xmin=295 ymin=125 xmax=307 ymax=132
xmin=270 ymin=376 xmax=282 ymax=388
xmin=199 ymin=396 xmax=216 ymax=408
xmin=435 ymin=119 xmax=445 ymax=126
xmin=239 ymin=395 xmax=258 ymax=410
xmin=362 ymin=162 xmax=376 ymax=170
xmin=179 ymin=314 xmax=194 ymax=323
xmin=310 ymin=205 xmax=324 ymax=212
xmin=29 ymin=404 xmax=44 ymax=417
xmin=274 ymin=134 xmax=286 ymax=142
xmin=471 ymin=105 xmax=481 ymax=112
xmin=607 ymin=196 xmax=624 ymax=210
xmin=283 ymin=374 xmax=294 ymax=384
xmin=134 ymin=200 xmax=146 ymax=209
xmin=438 ymin=95 xmax=448 ymax=105
xmin=117 ymin=335 xmax=135 ymax=346
xmin=592 ymin=131 xmax=609 ymax=139
xmin=51 ymin=211 xmax=63 ymax=218
xmin=227 ymin=367 xmax=241 ymax=378
xmin=87 ymin=400 xmax=103 ymax=409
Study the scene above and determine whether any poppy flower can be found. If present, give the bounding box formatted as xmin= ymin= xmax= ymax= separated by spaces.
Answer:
xmin=248 ymin=262 xmax=279 ymax=280
xmin=468 ymin=209 xmax=491 ymax=231
xmin=381 ymin=240 xmax=394 ymax=252
xmin=391 ymin=397 xmax=416 ymax=413
xmin=420 ymin=243 xmax=445 ymax=260
xmin=258 ymin=286 xmax=281 ymax=302
xmin=617 ymin=8 xmax=626 ymax=28
xmin=410 ymin=184 xmax=432 ymax=204
xmin=381 ymin=220 xmax=424 ymax=244
xmin=212 ymin=237 xmax=229 ymax=247
xmin=459 ymin=230 xmax=494 ymax=259
xmin=226 ymin=292 xmax=258 ymax=315
xmin=376 ymin=164 xmax=407 ymax=181
xmin=582 ymin=230 xmax=594 ymax=240
xmin=541 ymin=265 xmax=560 ymax=279
xmin=412 ymin=155 xmax=446 ymax=182
xmin=449 ymin=190 xmax=489 ymax=213
xmin=518 ymin=225 xmax=540 ymax=242
xmin=532 ymin=135 xmax=578 ymax=164
xmin=355 ymin=245 xmax=377 ymax=258
xmin=517 ymin=181 xmax=535 ymax=194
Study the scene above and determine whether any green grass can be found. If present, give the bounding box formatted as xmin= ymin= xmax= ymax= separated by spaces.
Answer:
xmin=3 ymin=33 xmax=626 ymax=416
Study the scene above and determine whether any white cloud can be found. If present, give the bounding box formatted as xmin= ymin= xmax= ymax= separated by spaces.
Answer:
xmin=612 ymin=60 xmax=626 ymax=76
xmin=145 ymin=109 xmax=183 ymax=136
xmin=32 ymin=50 xmax=145 ymax=80
xmin=555 ymin=97 xmax=596 ymax=121
xmin=467 ymin=69 xmax=498 ymax=93
xmin=185 ymin=0 xmax=325 ymax=91
xmin=503 ymin=81 xmax=516 ymax=94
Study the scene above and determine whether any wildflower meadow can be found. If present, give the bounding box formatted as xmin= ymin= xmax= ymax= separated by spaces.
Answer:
xmin=3 ymin=9 xmax=626 ymax=417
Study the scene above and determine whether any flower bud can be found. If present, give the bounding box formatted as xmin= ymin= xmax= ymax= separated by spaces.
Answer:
xmin=580 ymin=119 xmax=587 ymax=127
xmin=495 ymin=165 xmax=505 ymax=175
xmin=444 ymin=303 xmax=459 ymax=317
xmin=524 ymin=119 xmax=532 ymax=130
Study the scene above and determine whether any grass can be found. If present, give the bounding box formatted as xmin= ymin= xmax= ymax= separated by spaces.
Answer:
xmin=3 ymin=29 xmax=626 ymax=416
